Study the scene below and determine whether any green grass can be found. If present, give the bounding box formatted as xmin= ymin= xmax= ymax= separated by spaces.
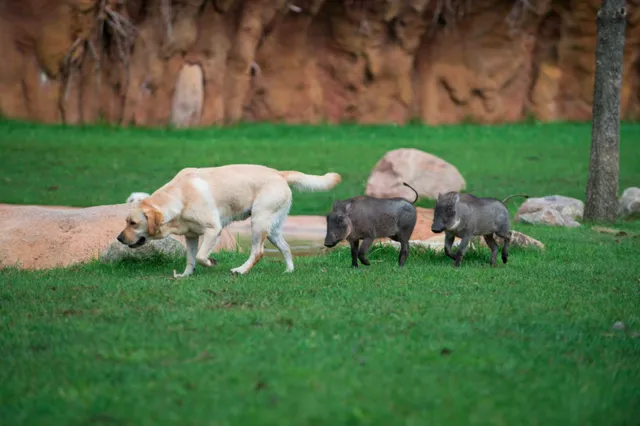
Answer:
xmin=1 ymin=119 xmax=640 ymax=425
xmin=1 ymin=119 xmax=639 ymax=214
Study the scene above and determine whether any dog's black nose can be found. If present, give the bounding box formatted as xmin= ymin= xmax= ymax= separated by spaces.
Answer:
xmin=116 ymin=233 xmax=124 ymax=243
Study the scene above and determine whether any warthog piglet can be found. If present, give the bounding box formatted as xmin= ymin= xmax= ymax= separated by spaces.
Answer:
xmin=324 ymin=183 xmax=419 ymax=268
xmin=431 ymin=192 xmax=529 ymax=267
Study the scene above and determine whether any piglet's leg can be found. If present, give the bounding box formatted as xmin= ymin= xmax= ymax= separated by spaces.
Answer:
xmin=358 ymin=238 xmax=373 ymax=266
xmin=398 ymin=239 xmax=409 ymax=267
xmin=444 ymin=232 xmax=456 ymax=260
xmin=350 ymin=240 xmax=360 ymax=268
xmin=497 ymin=231 xmax=511 ymax=264
xmin=454 ymin=235 xmax=472 ymax=267
xmin=483 ymin=234 xmax=499 ymax=267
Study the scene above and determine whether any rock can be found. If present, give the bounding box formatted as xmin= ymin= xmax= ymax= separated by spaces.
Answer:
xmin=100 ymin=237 xmax=185 ymax=263
xmin=500 ymin=231 xmax=544 ymax=250
xmin=378 ymin=235 xmax=474 ymax=253
xmin=3 ymin=0 xmax=640 ymax=127
xmin=612 ymin=321 xmax=626 ymax=331
xmin=592 ymin=226 xmax=629 ymax=237
xmin=0 ymin=204 xmax=237 ymax=270
xmin=514 ymin=195 xmax=584 ymax=227
xmin=618 ymin=187 xmax=640 ymax=219
xmin=474 ymin=231 xmax=545 ymax=250
xmin=2 ymin=1 xmax=640 ymax=126
xmin=382 ymin=229 xmax=543 ymax=254
xmin=170 ymin=64 xmax=204 ymax=128
xmin=365 ymin=149 xmax=466 ymax=201
xmin=126 ymin=192 xmax=151 ymax=204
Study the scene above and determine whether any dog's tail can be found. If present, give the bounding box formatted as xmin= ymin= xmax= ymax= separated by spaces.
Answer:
xmin=402 ymin=182 xmax=419 ymax=204
xmin=279 ymin=170 xmax=342 ymax=192
xmin=501 ymin=194 xmax=529 ymax=204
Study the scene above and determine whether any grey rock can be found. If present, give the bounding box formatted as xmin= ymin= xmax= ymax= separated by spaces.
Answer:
xmin=612 ymin=321 xmax=626 ymax=331
xmin=515 ymin=195 xmax=583 ymax=227
xmin=618 ymin=187 xmax=640 ymax=219
xmin=100 ymin=236 xmax=185 ymax=263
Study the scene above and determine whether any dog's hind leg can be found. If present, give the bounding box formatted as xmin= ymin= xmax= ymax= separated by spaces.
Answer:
xmin=267 ymin=203 xmax=294 ymax=273
xmin=231 ymin=226 xmax=267 ymax=275
xmin=174 ymin=235 xmax=199 ymax=278
xmin=232 ymin=186 xmax=292 ymax=275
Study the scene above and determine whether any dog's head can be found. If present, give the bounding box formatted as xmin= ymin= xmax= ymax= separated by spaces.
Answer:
xmin=116 ymin=202 xmax=164 ymax=248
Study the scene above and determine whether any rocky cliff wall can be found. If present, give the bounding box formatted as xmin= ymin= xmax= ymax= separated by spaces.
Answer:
xmin=0 ymin=0 xmax=639 ymax=127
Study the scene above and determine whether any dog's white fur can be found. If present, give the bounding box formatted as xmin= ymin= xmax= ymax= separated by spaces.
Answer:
xmin=126 ymin=192 xmax=151 ymax=204
xmin=117 ymin=164 xmax=341 ymax=278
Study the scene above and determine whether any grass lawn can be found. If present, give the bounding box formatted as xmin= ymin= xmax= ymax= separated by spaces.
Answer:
xmin=1 ymin=119 xmax=640 ymax=425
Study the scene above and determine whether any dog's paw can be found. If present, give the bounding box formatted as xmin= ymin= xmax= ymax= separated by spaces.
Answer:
xmin=196 ymin=257 xmax=214 ymax=268
xmin=173 ymin=269 xmax=193 ymax=279
xmin=230 ymin=267 xmax=247 ymax=275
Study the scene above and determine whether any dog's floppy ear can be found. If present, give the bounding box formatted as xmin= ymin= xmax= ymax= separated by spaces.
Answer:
xmin=143 ymin=207 xmax=163 ymax=236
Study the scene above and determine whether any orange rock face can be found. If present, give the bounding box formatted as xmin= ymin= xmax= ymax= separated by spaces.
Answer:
xmin=0 ymin=0 xmax=638 ymax=126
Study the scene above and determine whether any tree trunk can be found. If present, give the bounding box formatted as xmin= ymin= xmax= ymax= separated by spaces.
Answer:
xmin=584 ymin=0 xmax=627 ymax=222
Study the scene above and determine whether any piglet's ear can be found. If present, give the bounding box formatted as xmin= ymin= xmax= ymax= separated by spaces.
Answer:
xmin=333 ymin=199 xmax=354 ymax=213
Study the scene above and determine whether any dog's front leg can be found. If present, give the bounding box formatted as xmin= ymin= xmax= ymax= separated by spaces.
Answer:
xmin=173 ymin=236 xmax=199 ymax=279
xmin=195 ymin=228 xmax=222 ymax=268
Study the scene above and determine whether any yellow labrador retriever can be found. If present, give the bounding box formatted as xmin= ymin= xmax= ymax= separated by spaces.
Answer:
xmin=117 ymin=164 xmax=341 ymax=278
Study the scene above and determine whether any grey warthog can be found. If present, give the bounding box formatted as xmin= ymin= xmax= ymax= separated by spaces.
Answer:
xmin=324 ymin=183 xmax=419 ymax=268
xmin=431 ymin=192 xmax=529 ymax=267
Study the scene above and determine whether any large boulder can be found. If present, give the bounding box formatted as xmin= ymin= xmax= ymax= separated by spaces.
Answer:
xmin=365 ymin=148 xmax=466 ymax=201
xmin=0 ymin=204 xmax=237 ymax=270
xmin=514 ymin=195 xmax=584 ymax=227
xmin=619 ymin=187 xmax=640 ymax=219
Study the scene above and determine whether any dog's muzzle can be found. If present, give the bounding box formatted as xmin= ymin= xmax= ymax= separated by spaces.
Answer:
xmin=128 ymin=237 xmax=147 ymax=249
